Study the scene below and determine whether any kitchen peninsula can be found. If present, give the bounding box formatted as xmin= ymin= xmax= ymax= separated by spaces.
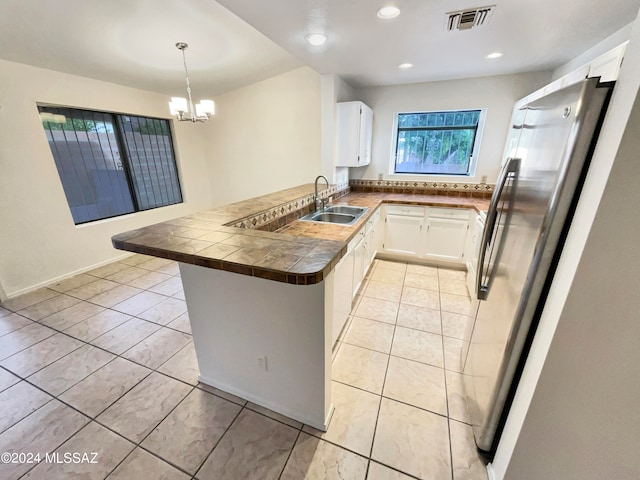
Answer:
xmin=112 ymin=183 xmax=490 ymax=430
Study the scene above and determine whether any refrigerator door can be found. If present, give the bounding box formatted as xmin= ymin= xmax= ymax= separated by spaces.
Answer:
xmin=463 ymin=78 xmax=612 ymax=454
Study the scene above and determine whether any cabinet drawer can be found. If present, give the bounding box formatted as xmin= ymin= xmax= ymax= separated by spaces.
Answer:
xmin=384 ymin=205 xmax=424 ymax=217
xmin=426 ymin=207 xmax=470 ymax=221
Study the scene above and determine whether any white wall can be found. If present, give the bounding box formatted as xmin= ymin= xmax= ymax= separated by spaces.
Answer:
xmin=0 ymin=59 xmax=212 ymax=299
xmin=203 ymin=67 xmax=322 ymax=204
xmin=491 ymin=9 xmax=640 ymax=480
xmin=351 ymin=72 xmax=551 ymax=184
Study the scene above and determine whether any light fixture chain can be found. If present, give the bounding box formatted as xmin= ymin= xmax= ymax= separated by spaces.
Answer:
xmin=170 ymin=41 xmax=214 ymax=123
xmin=181 ymin=47 xmax=197 ymax=122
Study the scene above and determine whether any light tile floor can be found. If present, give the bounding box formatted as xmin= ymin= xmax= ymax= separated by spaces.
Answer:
xmin=0 ymin=255 xmax=487 ymax=480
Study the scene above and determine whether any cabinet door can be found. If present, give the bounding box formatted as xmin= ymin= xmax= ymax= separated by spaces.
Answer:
xmin=424 ymin=217 xmax=468 ymax=261
xmin=336 ymin=101 xmax=373 ymax=167
xmin=332 ymin=251 xmax=354 ymax=346
xmin=465 ymin=214 xmax=485 ymax=297
xmin=383 ymin=214 xmax=423 ymax=256
xmin=365 ymin=222 xmax=376 ymax=268
xmin=359 ymin=104 xmax=373 ymax=166
xmin=353 ymin=238 xmax=367 ymax=296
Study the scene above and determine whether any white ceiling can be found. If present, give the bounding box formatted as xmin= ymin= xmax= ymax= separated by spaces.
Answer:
xmin=218 ymin=0 xmax=640 ymax=87
xmin=0 ymin=0 xmax=302 ymax=97
xmin=0 ymin=0 xmax=639 ymax=96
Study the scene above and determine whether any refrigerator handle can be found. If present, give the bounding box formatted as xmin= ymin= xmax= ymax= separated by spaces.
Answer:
xmin=477 ymin=157 xmax=520 ymax=300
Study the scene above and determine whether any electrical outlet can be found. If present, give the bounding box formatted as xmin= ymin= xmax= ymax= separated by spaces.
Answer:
xmin=257 ymin=356 xmax=268 ymax=371
xmin=378 ymin=173 xmax=383 ymax=181
xmin=480 ymin=175 xmax=488 ymax=184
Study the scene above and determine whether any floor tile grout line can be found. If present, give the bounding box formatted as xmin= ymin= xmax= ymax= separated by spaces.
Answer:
xmin=0 ymin=316 xmax=206 ymax=414
xmin=12 ymin=408 xmax=92 ymax=480
xmin=298 ymin=428 xmax=375 ymax=465
xmin=4 ymin=356 xmax=154 ymax=430
xmin=23 ymin=264 xmax=183 ymax=319
xmin=0 ymin=305 xmax=191 ymax=354
xmin=0 ymin=319 xmax=163 ymax=387
xmin=191 ymin=404 xmax=246 ymax=479
xmin=439 ymin=270 xmax=456 ymax=480
xmin=0 ymin=396 xmax=56 ymax=438
xmin=127 ymin=384 xmax=199 ymax=476
xmin=368 ymin=459 xmax=425 ymax=480
xmin=10 ymin=357 xmax=266 ymax=480
xmin=276 ymin=428 xmax=302 ymax=480
xmin=3 ymin=340 xmax=302 ymax=478
xmin=5 ymin=360 xmax=151 ymax=479
xmin=367 ymin=261 xmax=405 ymax=461
xmin=0 ymin=365 xmax=21 ymax=395
xmin=330 ymin=369 xmax=475 ymax=428
xmin=44 ymin=306 xmax=190 ymax=371
xmin=16 ymin=342 xmax=110 ymax=397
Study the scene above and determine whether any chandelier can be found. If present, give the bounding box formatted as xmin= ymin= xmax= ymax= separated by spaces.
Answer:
xmin=169 ymin=42 xmax=215 ymax=122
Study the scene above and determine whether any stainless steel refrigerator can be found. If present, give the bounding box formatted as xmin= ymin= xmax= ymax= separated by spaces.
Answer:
xmin=462 ymin=77 xmax=614 ymax=456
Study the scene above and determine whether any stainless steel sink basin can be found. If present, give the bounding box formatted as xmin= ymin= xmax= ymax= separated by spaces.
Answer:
xmin=324 ymin=205 xmax=366 ymax=215
xmin=299 ymin=206 xmax=368 ymax=226
xmin=310 ymin=212 xmax=356 ymax=224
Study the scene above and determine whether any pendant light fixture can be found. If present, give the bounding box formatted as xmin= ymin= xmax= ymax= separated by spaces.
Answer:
xmin=169 ymin=42 xmax=215 ymax=122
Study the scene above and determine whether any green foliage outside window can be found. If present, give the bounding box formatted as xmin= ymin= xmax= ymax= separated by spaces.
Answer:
xmin=395 ymin=110 xmax=481 ymax=175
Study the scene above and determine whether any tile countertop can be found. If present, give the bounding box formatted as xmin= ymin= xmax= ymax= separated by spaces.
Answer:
xmin=111 ymin=185 xmax=490 ymax=286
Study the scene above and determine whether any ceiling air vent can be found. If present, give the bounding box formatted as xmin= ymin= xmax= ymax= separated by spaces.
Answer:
xmin=445 ymin=5 xmax=495 ymax=31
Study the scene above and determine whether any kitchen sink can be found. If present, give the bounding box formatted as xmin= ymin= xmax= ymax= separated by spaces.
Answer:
xmin=299 ymin=206 xmax=368 ymax=226
xmin=324 ymin=205 xmax=366 ymax=215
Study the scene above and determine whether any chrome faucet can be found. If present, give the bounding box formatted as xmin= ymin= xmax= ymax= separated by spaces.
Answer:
xmin=313 ymin=175 xmax=329 ymax=211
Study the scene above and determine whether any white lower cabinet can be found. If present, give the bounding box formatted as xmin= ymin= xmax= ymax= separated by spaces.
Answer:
xmin=365 ymin=209 xmax=380 ymax=267
xmin=352 ymin=234 xmax=367 ymax=297
xmin=424 ymin=208 xmax=470 ymax=261
xmin=383 ymin=206 xmax=424 ymax=256
xmin=332 ymin=249 xmax=354 ymax=346
xmin=382 ymin=205 xmax=472 ymax=264
xmin=465 ymin=213 xmax=486 ymax=298
xmin=331 ymin=209 xmax=380 ymax=346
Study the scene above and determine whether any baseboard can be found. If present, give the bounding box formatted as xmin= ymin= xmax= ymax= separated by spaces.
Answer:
xmin=198 ymin=374 xmax=333 ymax=431
xmin=375 ymin=252 xmax=468 ymax=270
xmin=3 ymin=252 xmax=134 ymax=300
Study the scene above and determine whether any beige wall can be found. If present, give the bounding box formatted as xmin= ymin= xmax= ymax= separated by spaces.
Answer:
xmin=0 ymin=59 xmax=212 ymax=298
xmin=203 ymin=66 xmax=322 ymax=205
xmin=351 ymin=71 xmax=551 ymax=184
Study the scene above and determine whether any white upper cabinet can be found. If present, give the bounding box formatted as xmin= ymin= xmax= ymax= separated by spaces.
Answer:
xmin=336 ymin=101 xmax=373 ymax=167
xmin=515 ymin=42 xmax=627 ymax=109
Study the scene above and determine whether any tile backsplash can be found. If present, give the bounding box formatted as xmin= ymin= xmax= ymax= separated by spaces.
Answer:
xmin=229 ymin=183 xmax=350 ymax=232
xmin=349 ymin=179 xmax=493 ymax=198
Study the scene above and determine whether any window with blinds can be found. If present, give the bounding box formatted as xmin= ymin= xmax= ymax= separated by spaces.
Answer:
xmin=38 ymin=106 xmax=182 ymax=224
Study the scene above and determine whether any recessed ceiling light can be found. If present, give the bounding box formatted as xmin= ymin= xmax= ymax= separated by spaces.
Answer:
xmin=305 ymin=33 xmax=328 ymax=46
xmin=377 ymin=6 xmax=400 ymax=19
xmin=398 ymin=63 xmax=413 ymax=69
xmin=485 ymin=52 xmax=503 ymax=59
